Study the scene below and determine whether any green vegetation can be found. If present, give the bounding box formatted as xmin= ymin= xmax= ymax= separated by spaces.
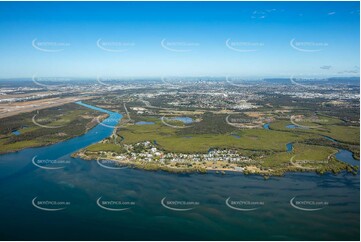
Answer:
xmin=177 ymin=112 xmax=236 ymax=134
xmin=118 ymin=114 xmax=316 ymax=153
xmin=76 ymin=95 xmax=359 ymax=177
xmin=0 ymin=103 xmax=104 ymax=153
xmin=269 ymin=119 xmax=359 ymax=144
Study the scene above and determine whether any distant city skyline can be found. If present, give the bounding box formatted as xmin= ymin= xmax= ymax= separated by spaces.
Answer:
xmin=0 ymin=1 xmax=359 ymax=78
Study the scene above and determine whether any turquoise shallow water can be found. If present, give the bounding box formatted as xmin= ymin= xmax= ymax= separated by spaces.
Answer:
xmin=171 ymin=117 xmax=193 ymax=124
xmin=286 ymin=124 xmax=308 ymax=129
xmin=0 ymin=102 xmax=359 ymax=240
xmin=12 ymin=130 xmax=20 ymax=135
xmin=286 ymin=143 xmax=293 ymax=152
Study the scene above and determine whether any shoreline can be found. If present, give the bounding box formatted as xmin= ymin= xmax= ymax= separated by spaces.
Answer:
xmin=0 ymin=113 xmax=109 ymax=155
xmin=73 ymin=151 xmax=359 ymax=177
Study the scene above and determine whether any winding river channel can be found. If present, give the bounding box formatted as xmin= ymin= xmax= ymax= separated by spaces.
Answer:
xmin=0 ymin=103 xmax=359 ymax=240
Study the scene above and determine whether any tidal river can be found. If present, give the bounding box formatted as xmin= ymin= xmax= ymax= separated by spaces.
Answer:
xmin=0 ymin=102 xmax=359 ymax=240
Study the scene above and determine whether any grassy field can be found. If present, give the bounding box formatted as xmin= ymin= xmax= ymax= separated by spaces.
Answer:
xmin=261 ymin=143 xmax=336 ymax=166
xmin=269 ymin=118 xmax=360 ymax=144
xmin=260 ymin=143 xmax=355 ymax=175
xmin=118 ymin=116 xmax=317 ymax=153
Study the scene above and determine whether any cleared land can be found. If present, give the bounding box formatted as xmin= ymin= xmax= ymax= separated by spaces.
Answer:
xmin=0 ymin=96 xmax=93 ymax=119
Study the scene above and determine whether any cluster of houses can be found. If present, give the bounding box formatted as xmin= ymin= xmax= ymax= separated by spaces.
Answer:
xmin=108 ymin=141 xmax=257 ymax=167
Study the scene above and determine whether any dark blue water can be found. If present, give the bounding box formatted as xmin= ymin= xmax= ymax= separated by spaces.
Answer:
xmin=336 ymin=150 xmax=359 ymax=166
xmin=0 ymin=102 xmax=122 ymax=179
xmin=0 ymin=102 xmax=359 ymax=240
xmin=321 ymin=135 xmax=359 ymax=166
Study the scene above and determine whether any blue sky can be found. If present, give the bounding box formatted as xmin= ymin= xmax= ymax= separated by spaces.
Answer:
xmin=0 ymin=1 xmax=359 ymax=78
